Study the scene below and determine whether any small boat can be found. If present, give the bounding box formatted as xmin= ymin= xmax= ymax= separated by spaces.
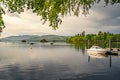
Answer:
xmin=50 ymin=42 xmax=54 ymax=45
xmin=87 ymin=46 xmax=107 ymax=54
xmin=30 ymin=43 xmax=34 ymax=45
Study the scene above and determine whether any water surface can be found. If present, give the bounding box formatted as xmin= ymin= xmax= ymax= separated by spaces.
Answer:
xmin=0 ymin=42 xmax=120 ymax=80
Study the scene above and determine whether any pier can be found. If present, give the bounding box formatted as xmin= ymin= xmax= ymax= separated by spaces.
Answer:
xmin=106 ymin=48 xmax=120 ymax=55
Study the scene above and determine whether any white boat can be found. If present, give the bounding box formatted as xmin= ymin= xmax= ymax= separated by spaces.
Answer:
xmin=87 ymin=46 xmax=107 ymax=54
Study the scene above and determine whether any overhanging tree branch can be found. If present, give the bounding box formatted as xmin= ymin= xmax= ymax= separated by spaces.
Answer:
xmin=0 ymin=0 xmax=120 ymax=33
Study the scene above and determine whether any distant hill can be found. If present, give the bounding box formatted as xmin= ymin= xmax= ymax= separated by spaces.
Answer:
xmin=1 ymin=35 xmax=39 ymax=42
xmin=27 ymin=35 xmax=67 ymax=42
xmin=0 ymin=35 xmax=68 ymax=42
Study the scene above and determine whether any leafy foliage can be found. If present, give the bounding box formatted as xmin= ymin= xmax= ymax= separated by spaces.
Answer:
xmin=40 ymin=39 xmax=48 ymax=42
xmin=0 ymin=0 xmax=120 ymax=32
xmin=66 ymin=31 xmax=120 ymax=48
xmin=21 ymin=39 xmax=26 ymax=42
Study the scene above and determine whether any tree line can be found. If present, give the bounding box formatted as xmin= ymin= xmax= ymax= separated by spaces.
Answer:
xmin=66 ymin=31 xmax=120 ymax=48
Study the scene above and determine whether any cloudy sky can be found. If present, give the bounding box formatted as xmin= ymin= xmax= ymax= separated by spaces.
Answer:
xmin=1 ymin=2 xmax=120 ymax=38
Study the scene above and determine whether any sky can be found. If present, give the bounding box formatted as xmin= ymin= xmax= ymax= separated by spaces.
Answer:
xmin=1 ymin=2 xmax=120 ymax=38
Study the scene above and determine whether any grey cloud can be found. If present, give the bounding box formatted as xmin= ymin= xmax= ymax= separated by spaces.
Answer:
xmin=88 ymin=2 xmax=120 ymax=33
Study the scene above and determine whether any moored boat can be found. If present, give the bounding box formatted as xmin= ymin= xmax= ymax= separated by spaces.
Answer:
xmin=87 ymin=46 xmax=107 ymax=54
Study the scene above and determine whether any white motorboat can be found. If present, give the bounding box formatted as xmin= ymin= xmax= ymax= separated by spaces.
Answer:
xmin=87 ymin=46 xmax=107 ymax=54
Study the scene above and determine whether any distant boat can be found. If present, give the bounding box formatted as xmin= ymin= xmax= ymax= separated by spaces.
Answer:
xmin=87 ymin=46 xmax=107 ymax=54
xmin=50 ymin=42 xmax=54 ymax=45
xmin=30 ymin=43 xmax=34 ymax=45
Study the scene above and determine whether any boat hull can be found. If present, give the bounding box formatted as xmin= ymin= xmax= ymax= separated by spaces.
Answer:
xmin=87 ymin=49 xmax=107 ymax=54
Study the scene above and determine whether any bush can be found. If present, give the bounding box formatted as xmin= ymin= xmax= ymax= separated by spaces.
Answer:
xmin=21 ymin=40 xmax=26 ymax=42
xmin=40 ymin=39 xmax=48 ymax=42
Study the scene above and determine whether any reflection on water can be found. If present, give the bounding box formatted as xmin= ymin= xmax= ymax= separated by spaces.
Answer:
xmin=87 ymin=52 xmax=114 ymax=69
xmin=0 ymin=42 xmax=120 ymax=80
xmin=88 ymin=52 xmax=108 ymax=59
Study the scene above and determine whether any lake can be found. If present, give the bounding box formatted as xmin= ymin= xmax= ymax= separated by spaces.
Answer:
xmin=0 ymin=42 xmax=120 ymax=80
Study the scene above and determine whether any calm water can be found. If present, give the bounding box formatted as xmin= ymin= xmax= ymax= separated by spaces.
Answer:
xmin=0 ymin=42 xmax=120 ymax=80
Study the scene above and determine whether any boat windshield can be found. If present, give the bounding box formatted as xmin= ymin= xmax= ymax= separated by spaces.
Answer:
xmin=90 ymin=46 xmax=102 ymax=49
